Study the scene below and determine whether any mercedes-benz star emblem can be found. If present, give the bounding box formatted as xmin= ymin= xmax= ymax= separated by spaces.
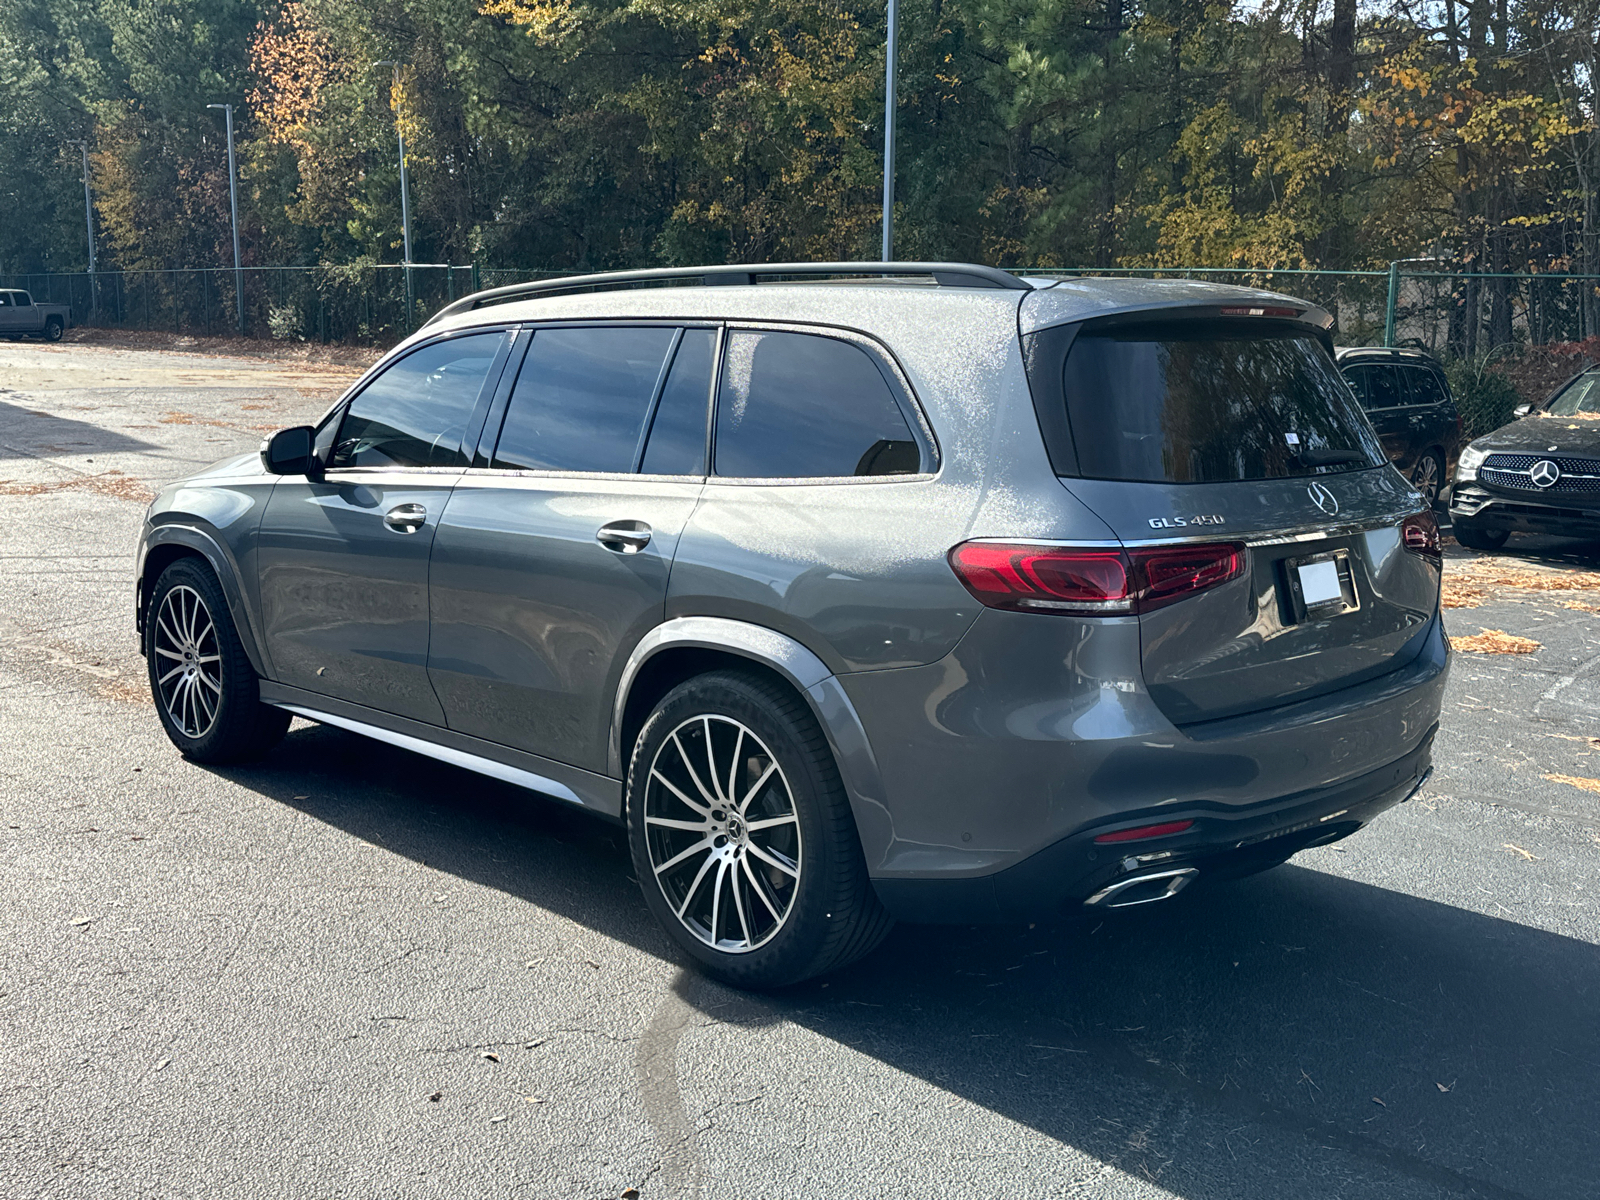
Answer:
xmin=1530 ymin=459 xmax=1561 ymax=488
xmin=1307 ymin=481 xmax=1339 ymax=516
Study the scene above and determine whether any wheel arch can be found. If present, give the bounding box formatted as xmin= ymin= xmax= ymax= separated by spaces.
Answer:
xmin=138 ymin=525 xmax=269 ymax=678
xmin=611 ymin=617 xmax=896 ymax=871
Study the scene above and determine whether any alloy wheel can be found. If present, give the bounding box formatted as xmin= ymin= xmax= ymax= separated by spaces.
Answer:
xmin=1412 ymin=455 xmax=1441 ymax=505
xmin=643 ymin=714 xmax=802 ymax=954
xmin=152 ymin=585 xmax=223 ymax=738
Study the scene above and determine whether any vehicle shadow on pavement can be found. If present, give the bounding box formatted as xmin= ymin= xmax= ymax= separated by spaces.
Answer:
xmin=0 ymin=398 xmax=156 ymax=458
xmin=219 ymin=723 xmax=1594 ymax=1200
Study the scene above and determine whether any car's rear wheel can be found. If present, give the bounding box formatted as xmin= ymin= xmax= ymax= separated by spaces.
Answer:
xmin=1411 ymin=451 xmax=1445 ymax=508
xmin=43 ymin=317 xmax=63 ymax=342
xmin=1452 ymin=522 xmax=1510 ymax=552
xmin=146 ymin=558 xmax=290 ymax=762
xmin=626 ymin=670 xmax=892 ymax=988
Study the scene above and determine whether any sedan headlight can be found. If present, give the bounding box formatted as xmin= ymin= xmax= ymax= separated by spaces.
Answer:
xmin=1456 ymin=443 xmax=1490 ymax=482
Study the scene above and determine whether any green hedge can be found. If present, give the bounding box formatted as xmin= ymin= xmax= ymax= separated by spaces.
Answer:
xmin=1443 ymin=355 xmax=1523 ymax=440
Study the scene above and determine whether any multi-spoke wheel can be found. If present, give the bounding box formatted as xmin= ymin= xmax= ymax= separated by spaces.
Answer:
xmin=627 ymin=670 xmax=893 ymax=988
xmin=644 ymin=715 xmax=802 ymax=953
xmin=1411 ymin=451 xmax=1444 ymax=508
xmin=152 ymin=585 xmax=223 ymax=738
xmin=145 ymin=558 xmax=290 ymax=762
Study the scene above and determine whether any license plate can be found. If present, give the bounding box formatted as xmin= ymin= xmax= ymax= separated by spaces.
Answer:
xmin=1297 ymin=559 xmax=1343 ymax=607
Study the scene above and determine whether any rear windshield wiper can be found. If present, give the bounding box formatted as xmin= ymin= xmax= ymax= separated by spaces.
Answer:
xmin=1297 ymin=448 xmax=1368 ymax=467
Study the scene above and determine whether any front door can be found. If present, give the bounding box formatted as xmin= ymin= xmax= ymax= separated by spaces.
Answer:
xmin=0 ymin=292 xmax=20 ymax=332
xmin=256 ymin=329 xmax=511 ymax=725
xmin=427 ymin=323 xmax=714 ymax=771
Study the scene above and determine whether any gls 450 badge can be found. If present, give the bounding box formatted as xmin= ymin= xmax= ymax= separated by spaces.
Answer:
xmin=1147 ymin=514 xmax=1226 ymax=530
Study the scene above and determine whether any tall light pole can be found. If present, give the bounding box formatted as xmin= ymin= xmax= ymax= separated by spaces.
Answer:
xmin=68 ymin=140 xmax=96 ymax=317
xmin=207 ymin=104 xmax=245 ymax=334
xmin=373 ymin=60 xmax=413 ymax=324
xmin=881 ymin=0 xmax=899 ymax=262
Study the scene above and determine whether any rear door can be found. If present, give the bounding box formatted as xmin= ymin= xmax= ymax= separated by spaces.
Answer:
xmin=425 ymin=323 xmax=711 ymax=772
xmin=1347 ymin=363 xmax=1413 ymax=469
xmin=1038 ymin=318 xmax=1439 ymax=725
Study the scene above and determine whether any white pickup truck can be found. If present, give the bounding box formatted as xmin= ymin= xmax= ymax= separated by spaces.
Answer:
xmin=0 ymin=289 xmax=73 ymax=341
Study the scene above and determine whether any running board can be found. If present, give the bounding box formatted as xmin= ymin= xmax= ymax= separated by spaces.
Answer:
xmin=271 ymin=702 xmax=586 ymax=807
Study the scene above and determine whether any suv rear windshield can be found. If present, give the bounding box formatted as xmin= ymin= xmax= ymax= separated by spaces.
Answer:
xmin=1059 ymin=323 xmax=1383 ymax=483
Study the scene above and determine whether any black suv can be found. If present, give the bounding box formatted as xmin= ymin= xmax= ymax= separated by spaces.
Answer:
xmin=1336 ymin=347 xmax=1462 ymax=508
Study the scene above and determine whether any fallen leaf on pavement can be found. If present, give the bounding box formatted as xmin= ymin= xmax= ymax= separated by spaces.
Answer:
xmin=1371 ymin=1096 xmax=1386 ymax=1107
xmin=1436 ymin=1080 xmax=1455 ymax=1093
xmin=1449 ymin=628 xmax=1540 ymax=654
xmin=69 ymin=917 xmax=94 ymax=927
xmin=428 ymin=1092 xmax=442 ymax=1102
xmin=1544 ymin=772 xmax=1600 ymax=794
xmin=155 ymin=1058 xmax=170 ymax=1071
xmin=1502 ymin=843 xmax=1538 ymax=861
xmin=488 ymin=1115 xmax=506 ymax=1124
xmin=621 ymin=1189 xmax=641 ymax=1199
xmin=481 ymin=1052 xmax=499 ymax=1063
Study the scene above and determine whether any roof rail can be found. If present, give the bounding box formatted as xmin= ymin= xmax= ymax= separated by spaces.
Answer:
xmin=424 ymin=261 xmax=1032 ymax=327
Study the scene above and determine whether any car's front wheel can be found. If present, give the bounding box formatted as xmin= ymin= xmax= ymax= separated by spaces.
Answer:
xmin=146 ymin=558 xmax=290 ymax=762
xmin=626 ymin=670 xmax=892 ymax=988
xmin=1452 ymin=522 xmax=1510 ymax=552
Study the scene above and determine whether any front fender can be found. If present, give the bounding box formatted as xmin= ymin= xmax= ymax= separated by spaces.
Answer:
xmin=610 ymin=616 xmax=896 ymax=871
xmin=138 ymin=522 xmax=269 ymax=679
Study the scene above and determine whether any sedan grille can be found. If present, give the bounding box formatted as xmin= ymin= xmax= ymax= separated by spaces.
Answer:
xmin=1480 ymin=452 xmax=1600 ymax=495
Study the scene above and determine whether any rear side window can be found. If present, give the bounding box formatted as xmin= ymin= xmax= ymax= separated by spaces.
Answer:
xmin=1059 ymin=324 xmax=1383 ymax=483
xmin=1404 ymin=366 xmax=1450 ymax=407
xmin=714 ymin=330 xmax=921 ymax=478
xmin=335 ymin=332 xmax=506 ymax=469
xmin=639 ymin=329 xmax=713 ymax=475
xmin=493 ymin=326 xmax=676 ymax=472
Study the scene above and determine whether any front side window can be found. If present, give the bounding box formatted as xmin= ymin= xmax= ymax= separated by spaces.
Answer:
xmin=0 ymin=293 xmax=11 ymax=307
xmin=714 ymin=330 xmax=921 ymax=479
xmin=1547 ymin=372 xmax=1600 ymax=416
xmin=493 ymin=326 xmax=676 ymax=473
xmin=1061 ymin=323 xmax=1384 ymax=483
xmin=333 ymin=332 xmax=506 ymax=469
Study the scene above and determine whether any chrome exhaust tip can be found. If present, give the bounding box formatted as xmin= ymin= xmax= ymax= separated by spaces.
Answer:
xmin=1084 ymin=866 xmax=1199 ymax=909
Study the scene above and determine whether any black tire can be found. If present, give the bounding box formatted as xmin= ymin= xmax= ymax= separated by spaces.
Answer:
xmin=145 ymin=558 xmax=290 ymax=762
xmin=1411 ymin=450 xmax=1445 ymax=509
xmin=42 ymin=317 xmax=63 ymax=342
xmin=625 ymin=670 xmax=893 ymax=989
xmin=1453 ymin=522 xmax=1510 ymax=551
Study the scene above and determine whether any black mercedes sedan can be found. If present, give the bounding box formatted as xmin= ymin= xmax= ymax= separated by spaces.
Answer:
xmin=1450 ymin=366 xmax=1600 ymax=549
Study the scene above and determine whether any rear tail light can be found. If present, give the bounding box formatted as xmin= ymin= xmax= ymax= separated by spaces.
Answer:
xmin=948 ymin=541 xmax=1244 ymax=615
xmin=1094 ymin=819 xmax=1195 ymax=844
xmin=1401 ymin=510 xmax=1441 ymax=561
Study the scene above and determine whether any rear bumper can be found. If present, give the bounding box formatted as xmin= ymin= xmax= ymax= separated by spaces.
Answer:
xmin=1451 ymin=485 xmax=1600 ymax=538
xmin=872 ymin=725 xmax=1434 ymax=923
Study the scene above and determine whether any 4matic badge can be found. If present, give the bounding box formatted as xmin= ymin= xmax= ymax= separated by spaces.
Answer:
xmin=1147 ymin=514 xmax=1226 ymax=530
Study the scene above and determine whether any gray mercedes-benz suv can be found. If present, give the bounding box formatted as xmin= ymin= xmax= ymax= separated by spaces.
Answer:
xmin=135 ymin=263 xmax=1447 ymax=987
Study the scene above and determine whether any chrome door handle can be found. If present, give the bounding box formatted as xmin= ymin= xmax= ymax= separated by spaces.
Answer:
xmin=596 ymin=520 xmax=652 ymax=554
xmin=383 ymin=503 xmax=427 ymax=534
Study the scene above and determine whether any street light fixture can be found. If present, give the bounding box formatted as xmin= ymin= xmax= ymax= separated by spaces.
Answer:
xmin=372 ymin=60 xmax=414 ymax=324
xmin=880 ymin=0 xmax=899 ymax=262
xmin=206 ymin=104 xmax=245 ymax=335
xmin=66 ymin=139 xmax=96 ymax=318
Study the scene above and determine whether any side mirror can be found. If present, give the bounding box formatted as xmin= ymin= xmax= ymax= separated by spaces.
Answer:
xmin=261 ymin=426 xmax=318 ymax=476
xmin=1513 ymin=403 xmax=1532 ymax=418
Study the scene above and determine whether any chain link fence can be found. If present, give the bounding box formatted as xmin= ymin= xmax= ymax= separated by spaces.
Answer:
xmin=5 ymin=263 xmax=1600 ymax=359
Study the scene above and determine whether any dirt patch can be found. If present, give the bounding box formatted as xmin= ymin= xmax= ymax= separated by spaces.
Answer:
xmin=62 ymin=326 xmax=382 ymax=370
xmin=0 ymin=470 xmax=155 ymax=503
xmin=1449 ymin=628 xmax=1542 ymax=654
xmin=1543 ymin=772 xmax=1600 ymax=795
xmin=97 ymin=677 xmax=152 ymax=705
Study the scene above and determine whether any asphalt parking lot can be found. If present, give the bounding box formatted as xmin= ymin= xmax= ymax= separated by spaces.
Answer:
xmin=2 ymin=338 xmax=1598 ymax=1200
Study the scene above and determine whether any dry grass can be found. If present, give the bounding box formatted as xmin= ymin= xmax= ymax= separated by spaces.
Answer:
xmin=1441 ymin=559 xmax=1600 ymax=609
xmin=1543 ymin=773 xmax=1600 ymax=794
xmin=0 ymin=470 xmax=155 ymax=504
xmin=1449 ymin=628 xmax=1542 ymax=654
xmin=1563 ymin=599 xmax=1600 ymax=613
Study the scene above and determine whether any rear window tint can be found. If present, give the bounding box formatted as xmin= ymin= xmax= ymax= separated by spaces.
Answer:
xmin=714 ymin=331 xmax=921 ymax=479
xmin=493 ymin=326 xmax=675 ymax=473
xmin=1060 ymin=324 xmax=1384 ymax=483
xmin=1403 ymin=366 xmax=1450 ymax=407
